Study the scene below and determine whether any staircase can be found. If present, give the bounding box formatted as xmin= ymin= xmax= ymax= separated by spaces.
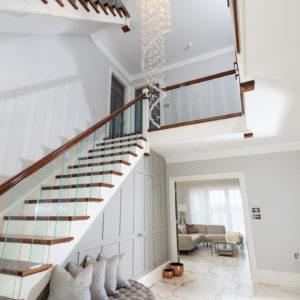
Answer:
xmin=0 ymin=94 xmax=148 ymax=299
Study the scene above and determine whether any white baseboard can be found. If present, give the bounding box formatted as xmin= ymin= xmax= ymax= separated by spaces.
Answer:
xmin=253 ymin=269 xmax=300 ymax=288
xmin=138 ymin=261 xmax=170 ymax=287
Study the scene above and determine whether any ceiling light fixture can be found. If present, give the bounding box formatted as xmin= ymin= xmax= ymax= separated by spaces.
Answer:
xmin=137 ymin=0 xmax=172 ymax=128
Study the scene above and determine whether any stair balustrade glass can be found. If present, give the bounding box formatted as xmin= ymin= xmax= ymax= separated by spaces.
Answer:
xmin=0 ymin=96 xmax=148 ymax=298
xmin=159 ymin=74 xmax=242 ymax=128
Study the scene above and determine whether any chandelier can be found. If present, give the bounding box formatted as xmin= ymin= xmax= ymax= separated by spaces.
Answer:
xmin=136 ymin=0 xmax=172 ymax=128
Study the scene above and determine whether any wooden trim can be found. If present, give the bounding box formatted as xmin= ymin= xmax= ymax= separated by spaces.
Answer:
xmin=87 ymin=0 xmax=100 ymax=13
xmin=86 ymin=150 xmax=137 ymax=157
xmin=56 ymin=170 xmax=123 ymax=179
xmin=114 ymin=5 xmax=123 ymax=17
xmin=122 ymin=25 xmax=131 ymax=33
xmin=25 ymin=198 xmax=103 ymax=204
xmin=105 ymin=3 xmax=116 ymax=16
xmin=68 ymin=0 xmax=79 ymax=9
xmin=96 ymin=1 xmax=108 ymax=15
xmin=163 ymin=70 xmax=236 ymax=91
xmin=232 ymin=0 xmax=241 ymax=54
xmin=4 ymin=216 xmax=90 ymax=221
xmin=240 ymin=80 xmax=255 ymax=93
xmin=99 ymin=136 xmax=147 ymax=146
xmin=0 ymin=234 xmax=74 ymax=245
xmin=144 ymin=153 xmax=151 ymax=157
xmin=78 ymin=0 xmax=90 ymax=12
xmin=240 ymin=93 xmax=245 ymax=115
xmin=41 ymin=182 xmax=114 ymax=190
xmin=148 ymin=112 xmax=243 ymax=132
xmin=55 ymin=0 xmax=64 ymax=7
xmin=40 ymin=0 xmax=48 ymax=4
xmin=0 ymin=93 xmax=145 ymax=196
xmin=244 ymin=132 xmax=254 ymax=139
xmin=68 ymin=159 xmax=131 ymax=169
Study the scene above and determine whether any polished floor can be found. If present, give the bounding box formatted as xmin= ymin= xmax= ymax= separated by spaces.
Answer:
xmin=151 ymin=245 xmax=300 ymax=300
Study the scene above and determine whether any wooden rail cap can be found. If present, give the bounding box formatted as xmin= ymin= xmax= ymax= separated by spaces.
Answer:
xmin=0 ymin=93 xmax=146 ymax=196
xmin=240 ymin=80 xmax=255 ymax=93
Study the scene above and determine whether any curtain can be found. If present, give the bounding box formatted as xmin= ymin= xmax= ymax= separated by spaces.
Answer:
xmin=176 ymin=179 xmax=245 ymax=234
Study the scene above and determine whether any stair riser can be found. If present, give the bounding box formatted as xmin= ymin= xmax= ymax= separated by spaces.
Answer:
xmin=77 ymin=154 xmax=134 ymax=164
xmin=64 ymin=163 xmax=126 ymax=174
xmin=3 ymin=220 xmax=72 ymax=237
xmin=24 ymin=202 xmax=88 ymax=217
xmin=0 ymin=274 xmax=22 ymax=298
xmin=0 ymin=242 xmax=49 ymax=264
xmin=90 ymin=146 xmax=140 ymax=155
xmin=104 ymin=134 xmax=143 ymax=143
xmin=100 ymin=139 xmax=146 ymax=148
xmin=39 ymin=186 xmax=111 ymax=200
xmin=55 ymin=174 xmax=113 ymax=186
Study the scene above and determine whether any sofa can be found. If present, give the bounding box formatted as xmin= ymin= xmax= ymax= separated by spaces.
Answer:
xmin=178 ymin=224 xmax=227 ymax=251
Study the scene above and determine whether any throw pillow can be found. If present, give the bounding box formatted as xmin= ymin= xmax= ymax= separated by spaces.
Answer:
xmin=186 ymin=224 xmax=198 ymax=234
xmin=70 ymin=258 xmax=108 ymax=300
xmin=117 ymin=253 xmax=131 ymax=289
xmin=48 ymin=264 xmax=92 ymax=300
xmin=97 ymin=254 xmax=120 ymax=296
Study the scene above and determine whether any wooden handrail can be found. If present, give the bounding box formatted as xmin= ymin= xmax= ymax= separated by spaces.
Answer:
xmin=232 ymin=0 xmax=240 ymax=54
xmin=163 ymin=70 xmax=236 ymax=91
xmin=0 ymin=93 xmax=146 ymax=196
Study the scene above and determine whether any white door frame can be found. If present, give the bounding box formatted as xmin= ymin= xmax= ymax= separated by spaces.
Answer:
xmin=168 ymin=172 xmax=258 ymax=279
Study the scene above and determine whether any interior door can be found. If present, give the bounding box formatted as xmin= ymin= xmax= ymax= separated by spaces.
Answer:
xmin=110 ymin=75 xmax=125 ymax=137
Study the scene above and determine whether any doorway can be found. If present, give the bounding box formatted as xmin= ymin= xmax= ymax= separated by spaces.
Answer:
xmin=109 ymin=75 xmax=125 ymax=137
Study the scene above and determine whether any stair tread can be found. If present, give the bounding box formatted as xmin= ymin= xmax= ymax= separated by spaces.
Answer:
xmin=99 ymin=136 xmax=147 ymax=146
xmin=69 ymin=159 xmax=131 ymax=169
xmin=103 ymin=132 xmax=143 ymax=140
xmin=4 ymin=216 xmax=90 ymax=221
xmin=95 ymin=143 xmax=143 ymax=152
xmin=0 ymin=258 xmax=52 ymax=277
xmin=55 ymin=171 xmax=123 ymax=179
xmin=81 ymin=151 xmax=137 ymax=161
xmin=0 ymin=234 xmax=73 ymax=245
xmin=41 ymin=182 xmax=114 ymax=190
xmin=25 ymin=198 xmax=103 ymax=204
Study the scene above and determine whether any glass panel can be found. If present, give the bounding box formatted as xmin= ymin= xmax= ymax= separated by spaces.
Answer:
xmin=160 ymin=74 xmax=241 ymax=127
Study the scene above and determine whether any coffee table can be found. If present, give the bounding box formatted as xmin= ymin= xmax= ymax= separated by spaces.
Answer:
xmin=210 ymin=240 xmax=238 ymax=257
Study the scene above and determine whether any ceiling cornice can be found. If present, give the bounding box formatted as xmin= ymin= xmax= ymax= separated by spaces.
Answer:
xmin=165 ymin=141 xmax=300 ymax=164
xmin=91 ymin=33 xmax=235 ymax=84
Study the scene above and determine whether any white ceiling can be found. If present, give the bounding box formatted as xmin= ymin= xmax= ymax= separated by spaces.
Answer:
xmin=96 ymin=0 xmax=235 ymax=77
xmin=151 ymin=0 xmax=300 ymax=162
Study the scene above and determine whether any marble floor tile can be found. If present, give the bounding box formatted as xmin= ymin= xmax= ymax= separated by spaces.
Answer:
xmin=150 ymin=245 xmax=300 ymax=300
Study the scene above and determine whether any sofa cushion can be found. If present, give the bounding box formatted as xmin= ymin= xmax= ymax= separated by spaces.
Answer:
xmin=192 ymin=224 xmax=207 ymax=234
xmin=203 ymin=234 xmax=226 ymax=241
xmin=206 ymin=225 xmax=225 ymax=234
xmin=178 ymin=224 xmax=187 ymax=234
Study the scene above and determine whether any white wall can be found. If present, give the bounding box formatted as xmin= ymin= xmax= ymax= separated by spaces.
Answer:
xmin=131 ymin=50 xmax=236 ymax=87
xmin=0 ymin=34 xmax=129 ymax=185
xmin=167 ymin=150 xmax=300 ymax=275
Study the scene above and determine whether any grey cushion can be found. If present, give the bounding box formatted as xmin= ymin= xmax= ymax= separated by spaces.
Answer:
xmin=117 ymin=253 xmax=131 ymax=289
xmin=108 ymin=280 xmax=156 ymax=300
xmin=83 ymin=257 xmax=108 ymax=300
xmin=48 ymin=264 xmax=93 ymax=300
xmin=98 ymin=254 xmax=120 ymax=296
xmin=206 ymin=225 xmax=225 ymax=234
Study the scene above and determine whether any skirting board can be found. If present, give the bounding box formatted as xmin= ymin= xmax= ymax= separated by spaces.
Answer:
xmin=254 ymin=269 xmax=300 ymax=288
xmin=138 ymin=261 xmax=170 ymax=287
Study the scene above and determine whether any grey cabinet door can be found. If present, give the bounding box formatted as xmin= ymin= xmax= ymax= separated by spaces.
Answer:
xmin=154 ymin=178 xmax=161 ymax=229
xmin=134 ymin=172 xmax=145 ymax=234
xmin=121 ymin=173 xmax=134 ymax=236
xmin=145 ymin=175 xmax=154 ymax=231
xmin=134 ymin=236 xmax=145 ymax=278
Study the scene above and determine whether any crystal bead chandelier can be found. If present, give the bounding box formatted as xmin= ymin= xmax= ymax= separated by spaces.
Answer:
xmin=136 ymin=0 xmax=171 ymax=128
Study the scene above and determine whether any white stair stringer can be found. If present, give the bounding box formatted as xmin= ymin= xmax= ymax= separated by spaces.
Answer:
xmin=1 ymin=140 xmax=146 ymax=300
xmin=0 ymin=0 xmax=128 ymax=26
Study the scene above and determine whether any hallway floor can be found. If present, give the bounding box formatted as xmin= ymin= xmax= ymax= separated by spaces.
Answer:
xmin=151 ymin=245 xmax=300 ymax=300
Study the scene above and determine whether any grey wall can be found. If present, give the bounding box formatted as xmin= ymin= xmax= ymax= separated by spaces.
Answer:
xmin=167 ymin=151 xmax=300 ymax=274
xmin=0 ymin=34 xmax=129 ymax=185
xmin=65 ymin=151 xmax=169 ymax=279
